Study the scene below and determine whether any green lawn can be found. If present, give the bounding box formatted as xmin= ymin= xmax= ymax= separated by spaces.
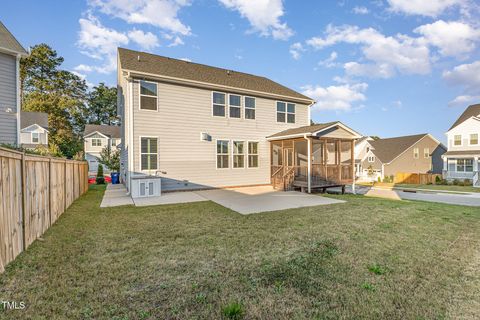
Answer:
xmin=394 ymin=183 xmax=480 ymax=193
xmin=1 ymin=185 xmax=479 ymax=319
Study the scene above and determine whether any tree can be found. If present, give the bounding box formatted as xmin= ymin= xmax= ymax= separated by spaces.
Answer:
xmin=96 ymin=164 xmax=105 ymax=184
xmin=20 ymin=44 xmax=88 ymax=158
xmin=370 ymin=136 xmax=381 ymax=141
xmin=86 ymin=83 xmax=118 ymax=125
xmin=99 ymin=147 xmax=120 ymax=172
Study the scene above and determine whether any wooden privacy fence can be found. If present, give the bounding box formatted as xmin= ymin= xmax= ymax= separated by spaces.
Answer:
xmin=395 ymin=172 xmax=442 ymax=185
xmin=0 ymin=147 xmax=88 ymax=273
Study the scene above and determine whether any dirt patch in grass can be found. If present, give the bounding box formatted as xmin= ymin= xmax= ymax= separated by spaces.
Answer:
xmin=0 ymin=185 xmax=479 ymax=319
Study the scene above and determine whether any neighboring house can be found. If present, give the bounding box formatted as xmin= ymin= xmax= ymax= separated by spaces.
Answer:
xmin=0 ymin=21 xmax=28 ymax=145
xmin=83 ymin=124 xmax=121 ymax=174
xmin=442 ymin=104 xmax=480 ymax=187
xmin=19 ymin=111 xmax=49 ymax=148
xmin=117 ymin=48 xmax=360 ymax=197
xmin=354 ymin=136 xmax=374 ymax=180
xmin=356 ymin=134 xmax=446 ymax=181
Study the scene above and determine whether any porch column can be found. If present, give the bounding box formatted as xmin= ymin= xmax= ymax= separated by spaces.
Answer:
xmin=442 ymin=156 xmax=448 ymax=179
xmin=351 ymin=139 xmax=356 ymax=194
xmin=474 ymin=156 xmax=479 ymax=172
xmin=306 ymin=136 xmax=311 ymax=193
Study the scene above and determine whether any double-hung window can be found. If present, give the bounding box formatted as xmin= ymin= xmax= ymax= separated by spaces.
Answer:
xmin=470 ymin=134 xmax=478 ymax=145
xmin=454 ymin=135 xmax=462 ymax=146
xmin=413 ymin=148 xmax=419 ymax=159
xmin=233 ymin=141 xmax=245 ymax=168
xmin=140 ymin=137 xmax=158 ymax=171
xmin=276 ymin=101 xmax=295 ymax=123
xmin=248 ymin=142 xmax=259 ymax=168
xmin=92 ymin=138 xmax=102 ymax=147
xmin=245 ymin=97 xmax=255 ymax=119
xmin=457 ymin=159 xmax=473 ymax=172
xmin=217 ymin=140 xmax=229 ymax=168
xmin=213 ymin=92 xmax=226 ymax=117
xmin=229 ymin=94 xmax=241 ymax=118
xmin=424 ymin=148 xmax=430 ymax=158
xmin=32 ymin=132 xmax=39 ymax=143
xmin=139 ymin=81 xmax=158 ymax=111
xmin=111 ymin=139 xmax=117 ymax=147
xmin=368 ymin=156 xmax=375 ymax=162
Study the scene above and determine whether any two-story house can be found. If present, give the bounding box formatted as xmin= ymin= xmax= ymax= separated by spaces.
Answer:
xmin=117 ymin=48 xmax=360 ymax=197
xmin=0 ymin=21 xmax=28 ymax=145
xmin=355 ymin=134 xmax=446 ymax=182
xmin=83 ymin=124 xmax=121 ymax=174
xmin=19 ymin=111 xmax=49 ymax=149
xmin=442 ymin=104 xmax=480 ymax=187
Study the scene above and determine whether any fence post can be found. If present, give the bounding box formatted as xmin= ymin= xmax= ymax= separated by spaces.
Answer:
xmin=48 ymin=158 xmax=52 ymax=226
xmin=20 ymin=151 xmax=26 ymax=252
xmin=64 ymin=160 xmax=67 ymax=211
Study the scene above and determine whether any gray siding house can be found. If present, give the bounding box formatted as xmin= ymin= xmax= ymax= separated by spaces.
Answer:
xmin=0 ymin=21 xmax=28 ymax=145
xmin=118 ymin=48 xmax=360 ymax=196
xmin=19 ymin=111 xmax=49 ymax=149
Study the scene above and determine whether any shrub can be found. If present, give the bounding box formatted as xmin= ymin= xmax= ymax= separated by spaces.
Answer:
xmin=435 ymin=175 xmax=442 ymax=184
xmin=377 ymin=177 xmax=381 ymax=183
xmin=96 ymin=164 xmax=105 ymax=184
xmin=463 ymin=179 xmax=473 ymax=186
xmin=452 ymin=179 xmax=460 ymax=186
xmin=222 ymin=302 xmax=244 ymax=319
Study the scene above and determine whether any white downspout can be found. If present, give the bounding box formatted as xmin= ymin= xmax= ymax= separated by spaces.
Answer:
xmin=305 ymin=134 xmax=311 ymax=193
xmin=127 ymin=76 xmax=135 ymax=194
xmin=16 ymin=55 xmax=21 ymax=146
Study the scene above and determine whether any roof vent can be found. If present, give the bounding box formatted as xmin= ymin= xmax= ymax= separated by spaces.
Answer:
xmin=226 ymin=70 xmax=232 ymax=75
xmin=137 ymin=55 xmax=141 ymax=62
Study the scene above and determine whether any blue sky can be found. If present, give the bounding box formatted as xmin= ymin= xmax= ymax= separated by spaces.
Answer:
xmin=3 ymin=0 xmax=480 ymax=143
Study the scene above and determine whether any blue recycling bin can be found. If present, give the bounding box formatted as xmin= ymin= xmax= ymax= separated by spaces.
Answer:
xmin=111 ymin=172 xmax=119 ymax=184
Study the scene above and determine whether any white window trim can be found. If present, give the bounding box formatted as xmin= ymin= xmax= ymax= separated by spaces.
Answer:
xmin=468 ymin=133 xmax=479 ymax=146
xmin=31 ymin=132 xmax=40 ymax=144
xmin=244 ymin=96 xmax=256 ymax=120
xmin=424 ymin=148 xmax=430 ymax=158
xmin=232 ymin=140 xmax=245 ymax=169
xmin=216 ymin=139 xmax=230 ymax=169
xmin=413 ymin=148 xmax=419 ymax=159
xmin=139 ymin=80 xmax=158 ymax=112
xmin=453 ymin=134 xmax=462 ymax=147
xmin=247 ymin=141 xmax=259 ymax=168
xmin=212 ymin=91 xmax=227 ymax=118
xmin=139 ymin=136 xmax=158 ymax=172
xmin=276 ymin=101 xmax=295 ymax=124
xmin=368 ymin=156 xmax=375 ymax=163
xmin=228 ymin=94 xmax=242 ymax=119
xmin=91 ymin=138 xmax=102 ymax=147
xmin=456 ymin=159 xmax=474 ymax=172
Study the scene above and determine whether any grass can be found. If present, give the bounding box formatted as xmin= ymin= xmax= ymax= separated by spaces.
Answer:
xmin=394 ymin=183 xmax=480 ymax=193
xmin=0 ymin=185 xmax=479 ymax=319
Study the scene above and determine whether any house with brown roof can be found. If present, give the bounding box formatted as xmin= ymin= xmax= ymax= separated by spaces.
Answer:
xmin=117 ymin=48 xmax=361 ymax=197
xmin=442 ymin=104 xmax=480 ymax=187
xmin=0 ymin=21 xmax=28 ymax=145
xmin=355 ymin=134 xmax=446 ymax=182
xmin=19 ymin=111 xmax=49 ymax=149
xmin=83 ymin=124 xmax=121 ymax=174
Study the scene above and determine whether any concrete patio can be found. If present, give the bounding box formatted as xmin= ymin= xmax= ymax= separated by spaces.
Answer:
xmin=100 ymin=184 xmax=345 ymax=214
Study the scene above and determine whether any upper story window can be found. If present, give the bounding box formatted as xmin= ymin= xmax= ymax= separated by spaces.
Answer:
xmin=92 ymin=138 xmax=102 ymax=147
xmin=216 ymin=140 xmax=229 ymax=168
xmin=470 ymin=134 xmax=478 ymax=145
xmin=245 ymin=97 xmax=255 ymax=120
xmin=140 ymin=137 xmax=158 ymax=170
xmin=368 ymin=156 xmax=375 ymax=162
xmin=424 ymin=148 xmax=430 ymax=158
xmin=139 ymin=81 xmax=158 ymax=111
xmin=111 ymin=139 xmax=117 ymax=147
xmin=413 ymin=148 xmax=419 ymax=159
xmin=32 ymin=132 xmax=39 ymax=143
xmin=277 ymin=102 xmax=295 ymax=123
xmin=229 ymin=95 xmax=241 ymax=118
xmin=213 ymin=92 xmax=226 ymax=117
xmin=454 ymin=135 xmax=462 ymax=146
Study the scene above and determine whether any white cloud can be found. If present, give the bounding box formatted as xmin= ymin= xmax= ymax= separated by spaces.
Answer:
xmin=218 ymin=0 xmax=293 ymax=40
xmin=89 ymin=0 xmax=191 ymax=35
xmin=352 ymin=6 xmax=369 ymax=14
xmin=128 ymin=29 xmax=159 ymax=50
xmin=167 ymin=36 xmax=184 ymax=47
xmin=414 ymin=20 xmax=480 ymax=57
xmin=306 ymin=24 xmax=431 ymax=78
xmin=289 ymin=42 xmax=305 ymax=60
xmin=386 ymin=0 xmax=464 ymax=17
xmin=448 ymin=95 xmax=480 ymax=107
xmin=77 ymin=14 xmax=129 ymax=73
xmin=443 ymin=60 xmax=480 ymax=106
xmin=180 ymin=57 xmax=191 ymax=62
xmin=302 ymin=82 xmax=368 ymax=111
xmin=318 ymin=51 xmax=338 ymax=68
xmin=74 ymin=64 xmax=94 ymax=73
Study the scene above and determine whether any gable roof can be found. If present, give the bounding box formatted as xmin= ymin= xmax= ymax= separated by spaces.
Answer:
xmin=355 ymin=136 xmax=373 ymax=146
xmin=267 ymin=121 xmax=362 ymax=140
xmin=20 ymin=111 xmax=48 ymax=129
xmin=118 ymin=48 xmax=313 ymax=103
xmin=0 ymin=21 xmax=27 ymax=55
xmin=448 ymin=104 xmax=480 ymax=131
xmin=84 ymin=124 xmax=121 ymax=138
xmin=369 ymin=134 xmax=430 ymax=163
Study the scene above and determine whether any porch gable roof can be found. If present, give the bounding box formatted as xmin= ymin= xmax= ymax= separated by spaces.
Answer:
xmin=266 ymin=121 xmax=362 ymax=140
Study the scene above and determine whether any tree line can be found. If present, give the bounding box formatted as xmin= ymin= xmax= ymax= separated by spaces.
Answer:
xmin=20 ymin=44 xmax=118 ymax=158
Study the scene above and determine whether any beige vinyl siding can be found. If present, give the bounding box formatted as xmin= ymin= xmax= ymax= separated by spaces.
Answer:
xmin=319 ymin=127 xmax=355 ymax=139
xmin=130 ymin=80 xmax=309 ymax=191
xmin=0 ymin=52 xmax=18 ymax=144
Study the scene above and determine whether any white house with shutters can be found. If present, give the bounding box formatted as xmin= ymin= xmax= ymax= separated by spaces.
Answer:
xmin=442 ymin=104 xmax=480 ymax=187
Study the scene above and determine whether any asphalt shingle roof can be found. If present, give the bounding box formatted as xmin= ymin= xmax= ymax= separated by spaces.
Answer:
xmin=267 ymin=122 xmax=340 ymax=138
xmin=369 ymin=134 xmax=428 ymax=163
xmin=0 ymin=21 xmax=27 ymax=55
xmin=20 ymin=111 xmax=48 ymax=129
xmin=118 ymin=48 xmax=313 ymax=103
xmin=84 ymin=124 xmax=121 ymax=138
xmin=448 ymin=104 xmax=480 ymax=131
